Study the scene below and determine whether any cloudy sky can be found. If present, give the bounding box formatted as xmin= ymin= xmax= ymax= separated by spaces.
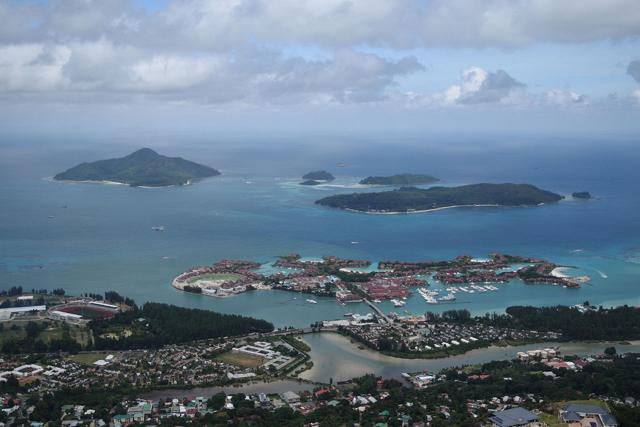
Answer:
xmin=1 ymin=0 xmax=640 ymax=137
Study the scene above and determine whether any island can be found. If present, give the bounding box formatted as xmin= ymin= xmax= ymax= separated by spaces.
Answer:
xmin=54 ymin=148 xmax=220 ymax=187
xmin=572 ymin=191 xmax=592 ymax=199
xmin=316 ymin=183 xmax=563 ymax=213
xmin=172 ymin=252 xmax=586 ymax=304
xmin=302 ymin=170 xmax=335 ymax=181
xmin=359 ymin=173 xmax=439 ymax=186
xmin=299 ymin=179 xmax=323 ymax=186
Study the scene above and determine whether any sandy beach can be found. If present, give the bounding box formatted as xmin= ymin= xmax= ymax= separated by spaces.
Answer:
xmin=345 ymin=204 xmax=502 ymax=215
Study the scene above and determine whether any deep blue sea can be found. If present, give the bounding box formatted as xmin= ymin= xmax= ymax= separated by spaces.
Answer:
xmin=1 ymin=134 xmax=639 ymax=327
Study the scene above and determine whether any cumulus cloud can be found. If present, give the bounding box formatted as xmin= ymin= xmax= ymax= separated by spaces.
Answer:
xmin=0 ymin=0 xmax=637 ymax=109
xmin=545 ymin=90 xmax=589 ymax=106
xmin=5 ymin=0 xmax=640 ymax=49
xmin=0 ymin=42 xmax=421 ymax=105
xmin=441 ymin=67 xmax=526 ymax=105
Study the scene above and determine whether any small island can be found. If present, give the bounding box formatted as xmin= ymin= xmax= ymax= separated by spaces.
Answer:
xmin=316 ymin=183 xmax=563 ymax=213
xmin=572 ymin=191 xmax=592 ymax=199
xmin=302 ymin=170 xmax=335 ymax=181
xmin=359 ymin=173 xmax=439 ymax=186
xmin=54 ymin=148 xmax=220 ymax=187
xmin=299 ymin=170 xmax=335 ymax=186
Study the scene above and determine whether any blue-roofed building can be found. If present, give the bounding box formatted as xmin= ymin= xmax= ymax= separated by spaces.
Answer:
xmin=559 ymin=403 xmax=618 ymax=427
xmin=490 ymin=407 xmax=539 ymax=427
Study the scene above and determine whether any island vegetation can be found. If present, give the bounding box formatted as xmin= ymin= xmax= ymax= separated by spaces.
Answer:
xmin=299 ymin=179 xmax=323 ymax=186
xmin=302 ymin=170 xmax=335 ymax=181
xmin=359 ymin=173 xmax=439 ymax=186
xmin=316 ymin=183 xmax=563 ymax=213
xmin=573 ymin=191 xmax=592 ymax=199
xmin=54 ymin=148 xmax=220 ymax=187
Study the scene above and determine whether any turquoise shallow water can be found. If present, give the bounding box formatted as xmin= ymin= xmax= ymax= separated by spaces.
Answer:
xmin=1 ymin=137 xmax=639 ymax=327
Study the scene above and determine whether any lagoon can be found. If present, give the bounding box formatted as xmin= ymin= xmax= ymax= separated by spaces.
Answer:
xmin=299 ymin=332 xmax=640 ymax=383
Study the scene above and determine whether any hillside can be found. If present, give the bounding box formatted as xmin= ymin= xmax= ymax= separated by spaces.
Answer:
xmin=359 ymin=173 xmax=439 ymax=186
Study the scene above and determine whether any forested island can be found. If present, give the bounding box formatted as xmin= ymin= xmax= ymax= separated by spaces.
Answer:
xmin=302 ymin=170 xmax=335 ymax=181
xmin=316 ymin=183 xmax=564 ymax=213
xmin=359 ymin=173 xmax=439 ymax=186
xmin=54 ymin=148 xmax=220 ymax=187
xmin=573 ymin=191 xmax=592 ymax=199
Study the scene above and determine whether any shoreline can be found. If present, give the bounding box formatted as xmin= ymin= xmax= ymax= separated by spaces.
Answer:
xmin=45 ymin=176 xmax=194 ymax=188
xmin=343 ymin=204 xmax=503 ymax=215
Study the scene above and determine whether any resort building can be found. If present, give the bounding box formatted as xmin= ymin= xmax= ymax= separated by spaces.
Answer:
xmin=490 ymin=407 xmax=540 ymax=427
xmin=559 ymin=403 xmax=618 ymax=427
xmin=232 ymin=344 xmax=279 ymax=359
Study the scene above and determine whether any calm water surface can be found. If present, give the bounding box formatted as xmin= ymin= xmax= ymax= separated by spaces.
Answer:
xmin=300 ymin=332 xmax=640 ymax=383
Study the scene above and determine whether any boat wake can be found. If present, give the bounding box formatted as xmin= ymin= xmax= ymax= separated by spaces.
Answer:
xmin=594 ymin=269 xmax=608 ymax=279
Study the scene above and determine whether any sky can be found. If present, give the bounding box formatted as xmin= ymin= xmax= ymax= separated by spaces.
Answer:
xmin=1 ymin=0 xmax=640 ymax=138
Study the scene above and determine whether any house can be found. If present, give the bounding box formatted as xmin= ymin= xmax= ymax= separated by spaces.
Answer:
xmin=110 ymin=414 xmax=135 ymax=427
xmin=559 ymin=403 xmax=618 ymax=427
xmin=281 ymin=391 xmax=300 ymax=405
xmin=490 ymin=407 xmax=539 ymax=427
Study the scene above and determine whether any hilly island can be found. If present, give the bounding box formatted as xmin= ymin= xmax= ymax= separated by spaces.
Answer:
xmin=54 ymin=148 xmax=220 ymax=187
xmin=316 ymin=183 xmax=564 ymax=213
xmin=359 ymin=173 xmax=439 ymax=186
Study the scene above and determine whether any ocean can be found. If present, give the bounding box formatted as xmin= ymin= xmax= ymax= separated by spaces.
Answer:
xmin=1 ymin=134 xmax=639 ymax=328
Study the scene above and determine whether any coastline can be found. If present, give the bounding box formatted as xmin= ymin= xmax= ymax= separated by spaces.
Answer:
xmin=343 ymin=204 xmax=502 ymax=215
xmin=46 ymin=176 xmax=191 ymax=188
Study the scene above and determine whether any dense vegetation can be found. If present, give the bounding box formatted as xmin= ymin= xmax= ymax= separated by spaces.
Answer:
xmin=91 ymin=302 xmax=274 ymax=349
xmin=359 ymin=173 xmax=439 ymax=185
xmin=484 ymin=305 xmax=640 ymax=340
xmin=316 ymin=183 xmax=563 ymax=212
xmin=302 ymin=170 xmax=335 ymax=181
xmin=1 ymin=321 xmax=82 ymax=354
xmin=54 ymin=148 xmax=220 ymax=187
xmin=426 ymin=305 xmax=640 ymax=341
xmin=299 ymin=179 xmax=323 ymax=186
xmin=572 ymin=191 xmax=592 ymax=199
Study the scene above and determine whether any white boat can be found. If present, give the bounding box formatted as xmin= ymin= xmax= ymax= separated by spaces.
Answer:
xmin=306 ymin=299 xmax=317 ymax=304
xmin=373 ymin=299 xmax=382 ymax=303
xmin=152 ymin=226 xmax=165 ymax=231
xmin=439 ymin=293 xmax=456 ymax=302
xmin=391 ymin=299 xmax=406 ymax=307
xmin=344 ymin=312 xmax=353 ymax=316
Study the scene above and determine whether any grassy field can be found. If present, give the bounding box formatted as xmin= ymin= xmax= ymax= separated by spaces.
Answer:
xmin=0 ymin=321 xmax=92 ymax=347
xmin=68 ymin=352 xmax=113 ymax=365
xmin=538 ymin=411 xmax=567 ymax=427
xmin=216 ymin=351 xmax=264 ymax=368
xmin=0 ymin=325 xmax=26 ymax=344
xmin=187 ymin=273 xmax=242 ymax=283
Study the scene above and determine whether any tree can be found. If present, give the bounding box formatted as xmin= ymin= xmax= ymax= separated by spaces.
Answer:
xmin=25 ymin=321 xmax=41 ymax=339
xmin=604 ymin=346 xmax=617 ymax=357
